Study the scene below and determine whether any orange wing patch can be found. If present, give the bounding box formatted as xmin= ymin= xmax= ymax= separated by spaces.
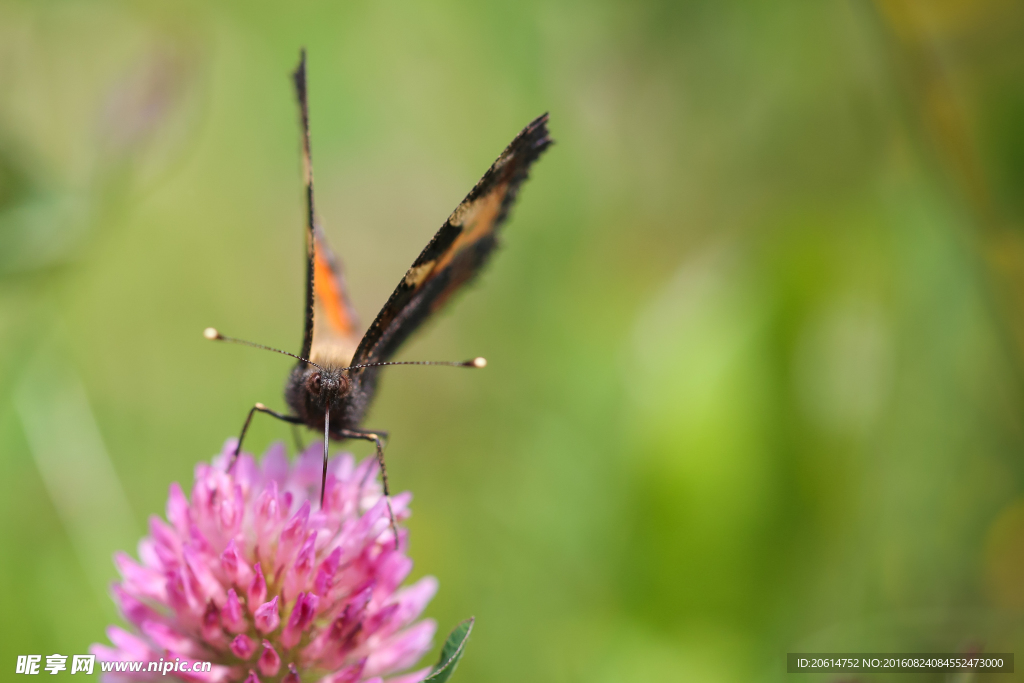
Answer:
xmin=314 ymin=248 xmax=355 ymax=337
xmin=310 ymin=231 xmax=361 ymax=366
xmin=432 ymin=187 xmax=504 ymax=274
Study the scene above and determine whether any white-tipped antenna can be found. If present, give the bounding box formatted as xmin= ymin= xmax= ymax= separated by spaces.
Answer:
xmin=341 ymin=357 xmax=487 ymax=372
xmin=204 ymin=328 xmax=484 ymax=374
xmin=203 ymin=328 xmax=324 ymax=370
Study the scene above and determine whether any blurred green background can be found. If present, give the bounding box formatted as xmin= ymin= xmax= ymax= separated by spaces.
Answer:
xmin=3 ymin=1 xmax=1024 ymax=681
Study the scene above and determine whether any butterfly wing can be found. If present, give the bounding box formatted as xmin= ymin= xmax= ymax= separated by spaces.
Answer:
xmin=310 ymin=227 xmax=361 ymax=365
xmin=294 ymin=53 xmax=361 ymax=367
xmin=350 ymin=113 xmax=552 ymax=374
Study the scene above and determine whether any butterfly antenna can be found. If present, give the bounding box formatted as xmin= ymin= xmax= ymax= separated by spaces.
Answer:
xmin=341 ymin=358 xmax=487 ymax=371
xmin=204 ymin=328 xmax=324 ymax=370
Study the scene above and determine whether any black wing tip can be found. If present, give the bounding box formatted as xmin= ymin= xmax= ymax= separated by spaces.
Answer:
xmin=508 ymin=112 xmax=553 ymax=167
xmin=293 ymin=49 xmax=308 ymax=100
xmin=527 ymin=111 xmax=549 ymax=131
xmin=523 ymin=112 xmax=553 ymax=147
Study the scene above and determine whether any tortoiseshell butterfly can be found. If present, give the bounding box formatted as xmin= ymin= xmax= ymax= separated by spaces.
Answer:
xmin=204 ymin=51 xmax=551 ymax=537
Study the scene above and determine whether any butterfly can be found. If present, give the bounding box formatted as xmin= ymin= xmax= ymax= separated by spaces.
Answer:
xmin=204 ymin=51 xmax=552 ymax=539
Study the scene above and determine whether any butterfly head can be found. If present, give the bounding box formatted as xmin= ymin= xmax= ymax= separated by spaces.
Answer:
xmin=301 ymin=365 xmax=351 ymax=410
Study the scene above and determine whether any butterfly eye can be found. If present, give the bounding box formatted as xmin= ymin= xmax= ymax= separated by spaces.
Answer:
xmin=309 ymin=372 xmax=322 ymax=392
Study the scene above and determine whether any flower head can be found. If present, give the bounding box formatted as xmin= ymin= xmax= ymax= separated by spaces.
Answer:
xmin=93 ymin=440 xmax=438 ymax=683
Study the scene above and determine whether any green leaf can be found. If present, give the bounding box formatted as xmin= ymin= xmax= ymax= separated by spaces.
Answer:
xmin=423 ymin=617 xmax=475 ymax=683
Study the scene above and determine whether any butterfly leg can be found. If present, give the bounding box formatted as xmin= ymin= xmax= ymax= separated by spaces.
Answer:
xmin=338 ymin=428 xmax=398 ymax=549
xmin=232 ymin=403 xmax=302 ymax=468
xmin=290 ymin=424 xmax=306 ymax=454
